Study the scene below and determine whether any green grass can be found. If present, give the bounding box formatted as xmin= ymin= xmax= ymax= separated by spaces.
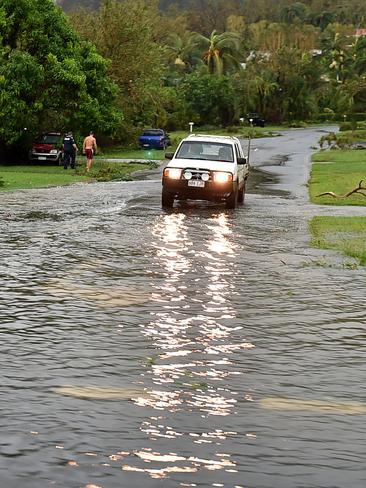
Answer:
xmin=309 ymin=216 xmax=366 ymax=265
xmin=96 ymin=126 xmax=281 ymax=161
xmin=309 ymin=149 xmax=366 ymax=206
xmin=0 ymin=164 xmax=89 ymax=191
xmin=0 ymin=160 xmax=156 ymax=191
xmin=95 ymin=147 xmax=167 ymax=160
xmin=309 ymin=149 xmax=366 ymax=264
xmin=312 ymin=149 xmax=366 ymax=164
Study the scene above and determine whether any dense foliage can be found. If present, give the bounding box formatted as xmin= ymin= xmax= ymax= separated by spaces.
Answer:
xmin=66 ymin=0 xmax=366 ymax=139
xmin=2 ymin=0 xmax=366 ymax=152
xmin=69 ymin=0 xmax=167 ymax=142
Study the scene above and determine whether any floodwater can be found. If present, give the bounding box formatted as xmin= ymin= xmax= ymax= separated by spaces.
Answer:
xmin=1 ymin=128 xmax=366 ymax=488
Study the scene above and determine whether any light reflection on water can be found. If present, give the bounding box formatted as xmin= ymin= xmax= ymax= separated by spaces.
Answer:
xmin=126 ymin=211 xmax=253 ymax=480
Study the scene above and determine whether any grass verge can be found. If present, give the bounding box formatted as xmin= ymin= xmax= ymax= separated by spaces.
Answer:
xmin=0 ymin=160 xmax=157 ymax=191
xmin=309 ymin=149 xmax=366 ymax=264
xmin=309 ymin=216 xmax=366 ymax=265
xmin=309 ymin=149 xmax=366 ymax=206
xmin=96 ymin=126 xmax=280 ymax=160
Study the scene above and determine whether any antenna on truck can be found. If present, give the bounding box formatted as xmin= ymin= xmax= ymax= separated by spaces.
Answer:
xmin=247 ymin=118 xmax=253 ymax=164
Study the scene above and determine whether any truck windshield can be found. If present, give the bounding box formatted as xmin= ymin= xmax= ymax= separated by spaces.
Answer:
xmin=176 ymin=142 xmax=234 ymax=162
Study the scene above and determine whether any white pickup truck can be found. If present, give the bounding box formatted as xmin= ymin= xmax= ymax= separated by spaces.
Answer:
xmin=162 ymin=134 xmax=249 ymax=209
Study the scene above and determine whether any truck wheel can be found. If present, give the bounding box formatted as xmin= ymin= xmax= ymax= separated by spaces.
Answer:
xmin=226 ymin=188 xmax=237 ymax=209
xmin=237 ymin=182 xmax=246 ymax=203
xmin=162 ymin=190 xmax=174 ymax=208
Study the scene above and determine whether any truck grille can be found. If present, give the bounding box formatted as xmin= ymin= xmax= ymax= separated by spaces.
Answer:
xmin=185 ymin=169 xmax=211 ymax=181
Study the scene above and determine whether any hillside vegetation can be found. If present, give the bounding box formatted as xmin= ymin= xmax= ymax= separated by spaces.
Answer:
xmin=1 ymin=0 xmax=366 ymax=156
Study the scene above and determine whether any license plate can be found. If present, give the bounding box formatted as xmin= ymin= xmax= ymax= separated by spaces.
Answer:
xmin=188 ymin=180 xmax=205 ymax=188
xmin=143 ymin=144 xmax=150 ymax=147
xmin=38 ymin=156 xmax=46 ymax=160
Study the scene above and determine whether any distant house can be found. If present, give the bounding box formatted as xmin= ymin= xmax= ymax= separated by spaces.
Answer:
xmin=355 ymin=29 xmax=366 ymax=37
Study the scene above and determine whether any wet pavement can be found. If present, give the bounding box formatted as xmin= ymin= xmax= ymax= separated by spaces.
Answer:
xmin=1 ymin=127 xmax=366 ymax=488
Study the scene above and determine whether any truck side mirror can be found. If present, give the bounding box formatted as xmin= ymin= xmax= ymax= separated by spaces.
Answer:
xmin=237 ymin=157 xmax=247 ymax=165
xmin=165 ymin=152 xmax=174 ymax=160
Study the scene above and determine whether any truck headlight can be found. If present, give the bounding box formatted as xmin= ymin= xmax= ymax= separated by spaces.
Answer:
xmin=212 ymin=171 xmax=233 ymax=183
xmin=50 ymin=149 xmax=58 ymax=154
xmin=164 ymin=168 xmax=182 ymax=179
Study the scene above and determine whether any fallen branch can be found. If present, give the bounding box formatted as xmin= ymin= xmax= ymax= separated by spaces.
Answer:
xmin=316 ymin=180 xmax=366 ymax=198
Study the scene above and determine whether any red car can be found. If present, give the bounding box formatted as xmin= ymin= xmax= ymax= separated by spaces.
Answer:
xmin=28 ymin=132 xmax=64 ymax=164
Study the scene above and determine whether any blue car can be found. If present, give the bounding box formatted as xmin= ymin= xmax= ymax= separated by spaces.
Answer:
xmin=138 ymin=129 xmax=171 ymax=150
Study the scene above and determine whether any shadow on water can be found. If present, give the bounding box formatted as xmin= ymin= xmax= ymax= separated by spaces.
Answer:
xmin=247 ymin=167 xmax=290 ymax=197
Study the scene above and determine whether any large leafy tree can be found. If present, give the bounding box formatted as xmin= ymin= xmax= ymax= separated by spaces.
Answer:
xmin=320 ymin=24 xmax=355 ymax=84
xmin=249 ymin=21 xmax=320 ymax=53
xmin=69 ymin=0 xmax=168 ymax=138
xmin=330 ymin=36 xmax=366 ymax=115
xmin=280 ymin=2 xmax=309 ymax=24
xmin=185 ymin=0 xmax=245 ymax=36
xmin=236 ymin=45 xmax=325 ymax=122
xmin=268 ymin=47 xmax=324 ymax=121
xmin=0 ymin=0 xmax=121 ymax=149
xmin=235 ymin=67 xmax=278 ymax=118
xmin=181 ymin=73 xmax=236 ymax=125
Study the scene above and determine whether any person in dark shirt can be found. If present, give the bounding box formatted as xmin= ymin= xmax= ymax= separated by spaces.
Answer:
xmin=63 ymin=132 xmax=78 ymax=169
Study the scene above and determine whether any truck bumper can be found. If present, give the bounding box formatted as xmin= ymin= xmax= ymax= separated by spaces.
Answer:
xmin=162 ymin=178 xmax=237 ymax=202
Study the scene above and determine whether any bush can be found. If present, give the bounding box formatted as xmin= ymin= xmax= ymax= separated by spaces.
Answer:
xmin=317 ymin=111 xmax=337 ymax=123
xmin=339 ymin=122 xmax=353 ymax=131
xmin=319 ymin=129 xmax=366 ymax=150
xmin=225 ymin=125 xmax=241 ymax=133
xmin=349 ymin=113 xmax=366 ymax=122
xmin=169 ymin=134 xmax=183 ymax=147
xmin=181 ymin=74 xmax=236 ymax=127
xmin=288 ymin=121 xmax=307 ymax=128
xmin=336 ymin=133 xmax=356 ymax=149
xmin=319 ymin=132 xmax=337 ymax=149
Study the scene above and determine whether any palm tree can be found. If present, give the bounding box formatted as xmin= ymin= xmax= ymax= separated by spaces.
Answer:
xmin=251 ymin=74 xmax=278 ymax=115
xmin=196 ymin=30 xmax=242 ymax=75
xmin=353 ymin=36 xmax=366 ymax=76
xmin=321 ymin=27 xmax=353 ymax=84
xmin=165 ymin=31 xmax=202 ymax=72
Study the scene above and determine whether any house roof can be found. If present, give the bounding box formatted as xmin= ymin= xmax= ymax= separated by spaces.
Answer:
xmin=355 ymin=28 xmax=366 ymax=37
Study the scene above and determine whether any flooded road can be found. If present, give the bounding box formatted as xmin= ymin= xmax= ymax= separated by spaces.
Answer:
xmin=1 ymin=127 xmax=366 ymax=488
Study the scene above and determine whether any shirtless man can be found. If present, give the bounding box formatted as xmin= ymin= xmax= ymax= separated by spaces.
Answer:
xmin=83 ymin=131 xmax=98 ymax=172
